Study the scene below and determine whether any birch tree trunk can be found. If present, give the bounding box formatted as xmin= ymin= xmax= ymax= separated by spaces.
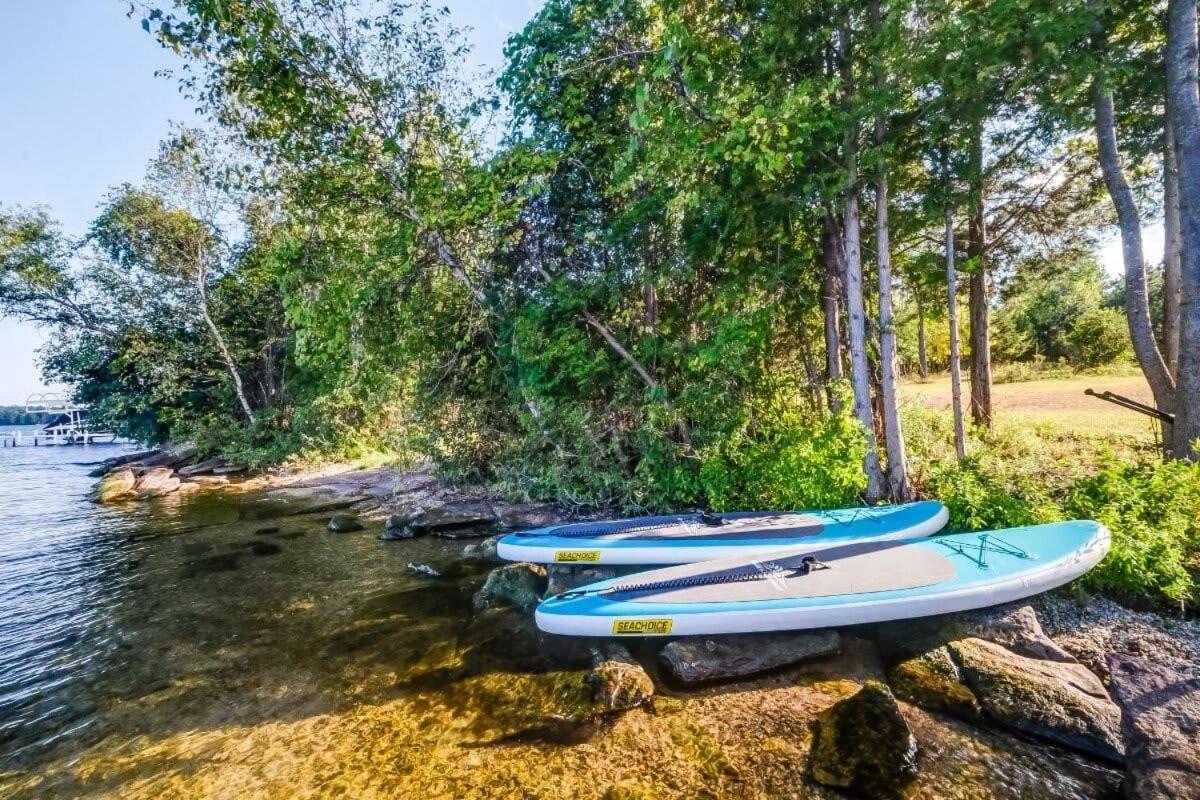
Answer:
xmin=967 ymin=125 xmax=994 ymax=431
xmin=840 ymin=17 xmax=887 ymax=502
xmin=871 ymin=0 xmax=910 ymax=502
xmin=196 ymin=267 xmax=255 ymax=423
xmin=1092 ymin=75 xmax=1177 ymax=449
xmin=945 ymin=208 xmax=967 ymax=461
xmin=1167 ymin=0 xmax=1200 ymax=459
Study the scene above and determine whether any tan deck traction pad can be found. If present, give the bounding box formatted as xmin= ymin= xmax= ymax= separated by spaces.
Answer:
xmin=608 ymin=540 xmax=955 ymax=603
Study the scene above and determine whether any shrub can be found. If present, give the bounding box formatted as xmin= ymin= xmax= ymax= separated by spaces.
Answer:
xmin=1069 ymin=308 xmax=1131 ymax=368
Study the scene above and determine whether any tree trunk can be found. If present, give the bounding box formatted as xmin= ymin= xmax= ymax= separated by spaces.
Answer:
xmin=871 ymin=0 xmax=910 ymax=502
xmin=1167 ymin=0 xmax=1200 ymax=459
xmin=839 ymin=17 xmax=887 ymax=502
xmin=916 ymin=292 xmax=929 ymax=378
xmin=197 ymin=274 xmax=254 ymax=423
xmin=821 ymin=211 xmax=846 ymax=392
xmin=945 ymin=207 xmax=967 ymax=461
xmin=967 ymin=125 xmax=993 ymax=431
xmin=1092 ymin=75 xmax=1177 ymax=447
xmin=1164 ymin=113 xmax=1183 ymax=378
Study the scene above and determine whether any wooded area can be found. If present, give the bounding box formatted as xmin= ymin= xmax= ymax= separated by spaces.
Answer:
xmin=1 ymin=0 xmax=1198 ymax=528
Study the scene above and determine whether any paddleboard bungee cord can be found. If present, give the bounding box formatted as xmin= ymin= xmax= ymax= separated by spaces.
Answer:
xmin=555 ymin=555 xmax=830 ymax=600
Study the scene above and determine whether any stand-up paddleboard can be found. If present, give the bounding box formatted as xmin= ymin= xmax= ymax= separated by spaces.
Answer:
xmin=535 ymin=520 xmax=1110 ymax=637
xmin=497 ymin=501 xmax=948 ymax=566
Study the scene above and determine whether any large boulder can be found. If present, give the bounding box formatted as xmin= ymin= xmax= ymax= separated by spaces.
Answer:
xmin=474 ymin=563 xmax=548 ymax=613
xmin=948 ymin=637 xmax=1124 ymax=763
xmin=411 ymin=499 xmax=498 ymax=537
xmin=135 ymin=467 xmax=181 ymax=498
xmin=588 ymin=644 xmax=654 ymax=711
xmin=93 ymin=468 xmax=137 ymax=503
xmin=1108 ymin=653 xmax=1200 ymax=800
xmin=959 ymin=602 xmax=1076 ymax=663
xmin=497 ymin=502 xmax=567 ymax=530
xmin=659 ymin=631 xmax=840 ymax=685
xmin=810 ymin=681 xmax=919 ymax=799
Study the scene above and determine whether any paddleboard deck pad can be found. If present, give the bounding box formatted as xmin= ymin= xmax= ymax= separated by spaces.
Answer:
xmin=497 ymin=501 xmax=948 ymax=565
xmin=534 ymin=521 xmax=1110 ymax=636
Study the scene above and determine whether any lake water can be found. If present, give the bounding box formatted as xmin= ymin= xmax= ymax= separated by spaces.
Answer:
xmin=0 ymin=431 xmax=1122 ymax=799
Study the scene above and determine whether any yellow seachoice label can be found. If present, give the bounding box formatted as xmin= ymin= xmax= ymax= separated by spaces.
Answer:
xmin=611 ymin=618 xmax=674 ymax=635
xmin=554 ymin=550 xmax=601 ymax=563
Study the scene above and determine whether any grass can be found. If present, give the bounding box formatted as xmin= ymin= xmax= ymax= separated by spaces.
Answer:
xmin=902 ymin=372 xmax=1165 ymax=442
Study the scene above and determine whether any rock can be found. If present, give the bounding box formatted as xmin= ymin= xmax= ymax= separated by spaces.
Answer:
xmin=1107 ymin=653 xmax=1200 ymax=800
xmin=887 ymin=645 xmax=981 ymax=721
xmin=473 ymin=563 xmax=548 ymax=613
xmin=659 ymin=631 xmax=841 ymax=685
xmin=406 ymin=562 xmax=441 ymax=578
xmin=587 ymin=644 xmax=654 ymax=711
xmin=959 ymin=602 xmax=1076 ymax=663
xmin=135 ymin=467 xmax=181 ymax=498
xmin=327 ymin=514 xmax=364 ymax=533
xmin=497 ymin=502 xmax=567 ymax=529
xmin=88 ymin=449 xmax=160 ymax=477
xmin=545 ymin=564 xmax=630 ymax=596
xmin=396 ymin=469 xmax=438 ymax=494
xmin=379 ymin=526 xmax=414 ymax=541
xmin=948 ymin=637 xmax=1124 ymax=763
xmin=211 ymin=463 xmax=248 ymax=476
xmin=379 ymin=514 xmax=415 ymax=540
xmin=177 ymin=481 xmax=201 ymax=494
xmin=410 ymin=499 xmax=498 ymax=535
xmin=93 ymin=468 xmax=137 ymax=503
xmin=177 ymin=457 xmax=227 ymax=477
xmin=810 ymin=680 xmax=919 ymax=799
xmin=462 ymin=534 xmax=503 ymax=561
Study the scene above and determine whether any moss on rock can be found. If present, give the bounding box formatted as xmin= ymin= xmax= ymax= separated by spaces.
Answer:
xmin=810 ymin=680 xmax=919 ymax=799
xmin=887 ymin=645 xmax=981 ymax=721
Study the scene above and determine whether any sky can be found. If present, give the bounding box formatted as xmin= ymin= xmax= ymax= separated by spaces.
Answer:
xmin=0 ymin=0 xmax=1158 ymax=405
xmin=0 ymin=0 xmax=542 ymax=404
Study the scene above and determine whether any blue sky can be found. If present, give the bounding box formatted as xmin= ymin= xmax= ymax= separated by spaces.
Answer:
xmin=0 ymin=0 xmax=1155 ymax=405
xmin=0 ymin=0 xmax=542 ymax=404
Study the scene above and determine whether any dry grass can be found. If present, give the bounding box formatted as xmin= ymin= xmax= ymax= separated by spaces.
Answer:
xmin=902 ymin=374 xmax=1164 ymax=441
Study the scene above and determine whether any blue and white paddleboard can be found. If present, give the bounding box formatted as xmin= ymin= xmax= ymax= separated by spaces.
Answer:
xmin=535 ymin=520 xmax=1110 ymax=637
xmin=497 ymin=501 xmax=948 ymax=566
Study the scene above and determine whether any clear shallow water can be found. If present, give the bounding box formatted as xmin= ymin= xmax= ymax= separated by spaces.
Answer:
xmin=0 ymin=436 xmax=1123 ymax=799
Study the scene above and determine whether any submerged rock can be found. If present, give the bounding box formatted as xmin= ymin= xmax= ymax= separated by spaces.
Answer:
xmin=410 ymin=499 xmax=497 ymax=535
xmin=135 ymin=467 xmax=181 ymax=498
xmin=93 ymin=468 xmax=137 ymax=503
xmin=659 ymin=631 xmax=841 ymax=685
xmin=474 ymin=563 xmax=548 ymax=613
xmin=406 ymin=562 xmax=441 ymax=579
xmin=327 ymin=514 xmax=364 ymax=533
xmin=588 ymin=644 xmax=654 ymax=711
xmin=810 ymin=680 xmax=919 ymax=799
xmin=887 ymin=645 xmax=981 ymax=722
xmin=379 ymin=515 xmax=415 ymax=541
xmin=1108 ymin=653 xmax=1200 ymax=800
xmin=462 ymin=534 xmax=503 ymax=561
xmin=948 ymin=637 xmax=1124 ymax=763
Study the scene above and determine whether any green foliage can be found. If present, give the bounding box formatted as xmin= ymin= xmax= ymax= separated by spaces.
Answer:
xmin=1069 ymin=307 xmax=1132 ymax=368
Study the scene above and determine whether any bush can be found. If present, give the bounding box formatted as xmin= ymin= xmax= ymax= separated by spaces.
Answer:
xmin=1069 ymin=308 xmax=1131 ymax=368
